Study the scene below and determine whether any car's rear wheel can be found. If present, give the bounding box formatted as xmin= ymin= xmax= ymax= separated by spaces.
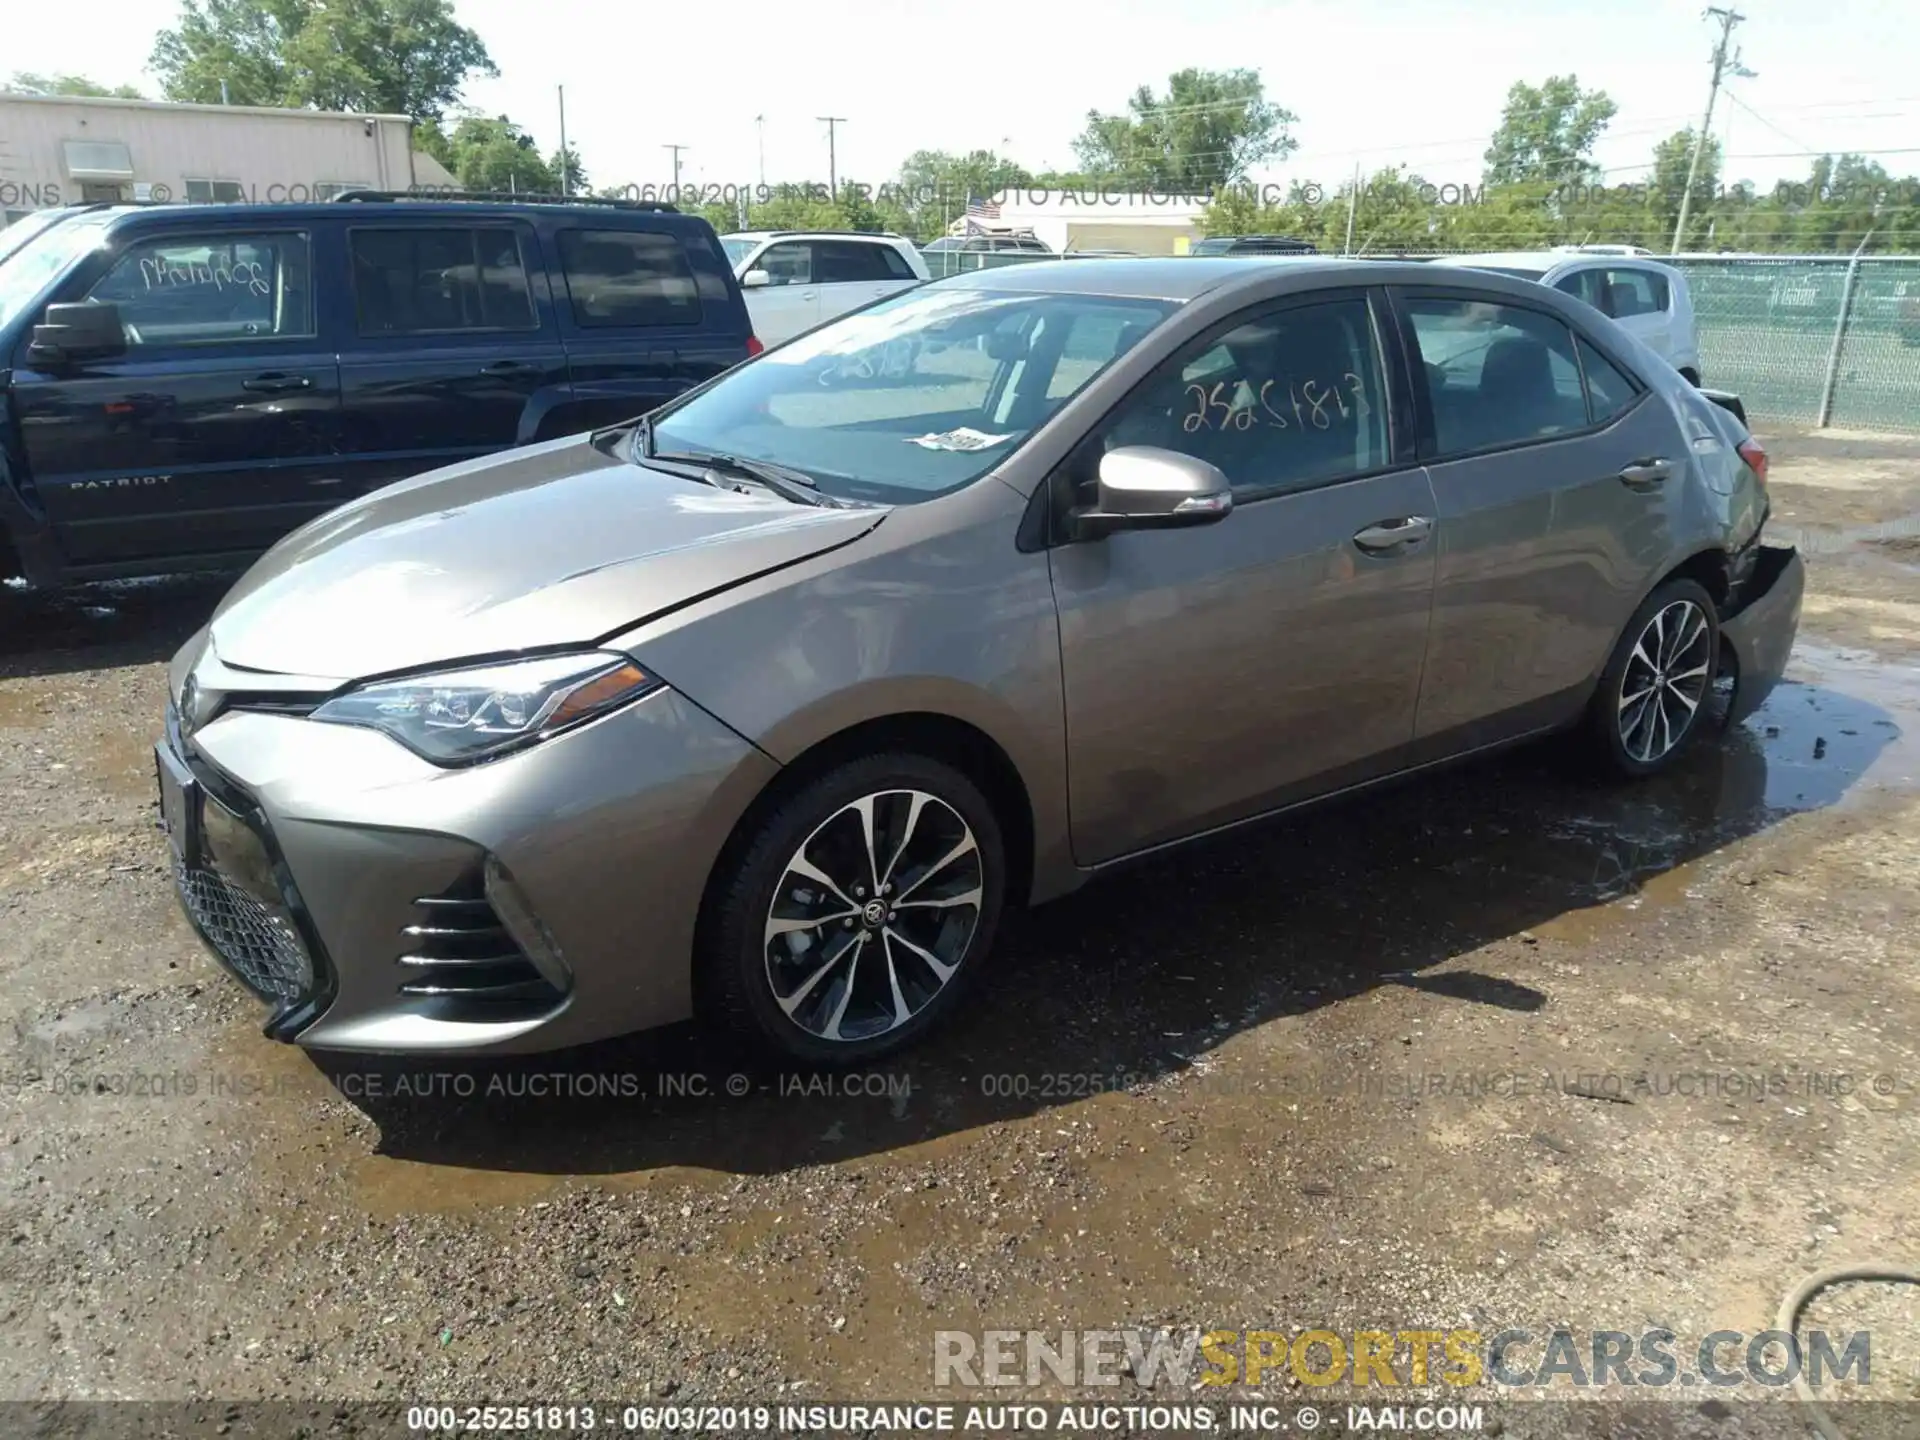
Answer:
xmin=699 ymin=753 xmax=1006 ymax=1066
xmin=1586 ymin=577 xmax=1721 ymax=779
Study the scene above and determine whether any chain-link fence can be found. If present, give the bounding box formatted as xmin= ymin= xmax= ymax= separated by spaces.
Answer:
xmin=909 ymin=245 xmax=1920 ymax=433
xmin=1670 ymin=255 xmax=1920 ymax=433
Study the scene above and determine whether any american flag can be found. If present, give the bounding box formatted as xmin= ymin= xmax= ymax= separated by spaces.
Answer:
xmin=965 ymin=194 xmax=1000 ymax=220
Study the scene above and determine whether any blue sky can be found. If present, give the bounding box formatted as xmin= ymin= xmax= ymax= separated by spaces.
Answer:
xmin=9 ymin=0 xmax=1916 ymax=194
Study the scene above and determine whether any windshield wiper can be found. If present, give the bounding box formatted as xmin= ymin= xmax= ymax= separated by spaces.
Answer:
xmin=645 ymin=448 xmax=832 ymax=507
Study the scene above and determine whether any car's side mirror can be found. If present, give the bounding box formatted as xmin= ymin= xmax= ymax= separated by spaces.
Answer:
xmin=741 ymin=269 xmax=772 ymax=289
xmin=1069 ymin=446 xmax=1233 ymax=540
xmin=27 ymin=301 xmax=127 ymax=367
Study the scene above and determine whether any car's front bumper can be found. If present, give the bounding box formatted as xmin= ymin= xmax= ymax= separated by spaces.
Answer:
xmin=158 ymin=686 xmax=777 ymax=1054
xmin=1721 ymin=544 xmax=1805 ymax=726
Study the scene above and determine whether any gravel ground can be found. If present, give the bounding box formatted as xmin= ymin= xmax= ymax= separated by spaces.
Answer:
xmin=2 ymin=428 xmax=1918 ymax=1438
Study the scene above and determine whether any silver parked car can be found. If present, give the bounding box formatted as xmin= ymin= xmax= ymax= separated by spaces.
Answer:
xmin=157 ymin=259 xmax=1804 ymax=1064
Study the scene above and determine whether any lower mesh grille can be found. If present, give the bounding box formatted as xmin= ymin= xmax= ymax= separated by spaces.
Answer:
xmin=174 ymin=857 xmax=313 ymax=1008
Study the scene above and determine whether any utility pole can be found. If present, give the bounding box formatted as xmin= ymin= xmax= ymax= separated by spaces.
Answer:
xmin=557 ymin=86 xmax=571 ymax=195
xmin=663 ymin=144 xmax=687 ymax=195
xmin=1672 ymin=7 xmax=1751 ymax=255
xmin=817 ymin=116 xmax=846 ymax=200
xmin=755 ymin=115 xmax=766 ymax=189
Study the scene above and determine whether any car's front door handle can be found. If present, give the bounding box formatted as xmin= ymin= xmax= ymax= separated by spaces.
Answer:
xmin=1619 ymin=457 xmax=1674 ymax=488
xmin=240 ymin=373 xmax=312 ymax=394
xmin=478 ymin=359 xmax=537 ymax=377
xmin=1352 ymin=516 xmax=1433 ymax=552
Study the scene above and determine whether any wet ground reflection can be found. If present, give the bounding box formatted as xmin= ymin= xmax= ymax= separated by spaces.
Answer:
xmin=335 ymin=646 xmax=1914 ymax=1183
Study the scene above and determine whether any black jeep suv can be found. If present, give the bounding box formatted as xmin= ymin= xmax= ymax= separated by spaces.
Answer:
xmin=0 ymin=193 xmax=759 ymax=586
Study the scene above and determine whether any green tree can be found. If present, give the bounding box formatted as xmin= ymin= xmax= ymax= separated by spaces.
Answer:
xmin=1482 ymin=75 xmax=1617 ymax=188
xmin=433 ymin=114 xmax=558 ymax=193
xmin=1647 ymin=127 xmax=1721 ymax=243
xmin=151 ymin=0 xmax=495 ymax=121
xmin=549 ymin=145 xmax=587 ymax=196
xmin=891 ymin=149 xmax=1031 ymax=238
xmin=1072 ymin=68 xmax=1297 ymax=191
xmin=6 ymin=71 xmax=145 ymax=98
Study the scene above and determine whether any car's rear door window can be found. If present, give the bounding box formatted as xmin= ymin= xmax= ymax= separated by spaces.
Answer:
xmin=349 ymin=227 xmax=536 ymax=335
xmin=85 ymin=232 xmax=315 ymax=345
xmin=558 ymin=228 xmax=701 ymax=326
xmin=1604 ymin=266 xmax=1670 ymax=315
xmin=1404 ymin=298 xmax=1590 ymax=456
xmin=812 ymin=240 xmax=895 ymax=283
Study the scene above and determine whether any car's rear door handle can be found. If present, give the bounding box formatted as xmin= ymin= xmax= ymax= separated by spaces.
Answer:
xmin=478 ymin=359 xmax=537 ymax=377
xmin=240 ymin=373 xmax=312 ymax=394
xmin=1352 ymin=516 xmax=1433 ymax=552
xmin=1619 ymin=457 xmax=1674 ymax=488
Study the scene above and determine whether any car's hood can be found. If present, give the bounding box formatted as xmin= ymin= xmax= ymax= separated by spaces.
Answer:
xmin=208 ymin=433 xmax=886 ymax=680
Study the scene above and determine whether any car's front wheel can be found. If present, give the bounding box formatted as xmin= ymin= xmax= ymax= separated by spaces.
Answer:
xmin=1586 ymin=577 xmax=1721 ymax=778
xmin=699 ymin=753 xmax=1006 ymax=1066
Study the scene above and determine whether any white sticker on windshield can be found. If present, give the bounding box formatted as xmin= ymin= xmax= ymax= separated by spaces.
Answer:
xmin=906 ymin=427 xmax=1016 ymax=452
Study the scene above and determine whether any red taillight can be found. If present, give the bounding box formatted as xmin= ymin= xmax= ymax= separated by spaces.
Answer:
xmin=746 ymin=334 xmax=764 ymax=357
xmin=1737 ymin=437 xmax=1768 ymax=487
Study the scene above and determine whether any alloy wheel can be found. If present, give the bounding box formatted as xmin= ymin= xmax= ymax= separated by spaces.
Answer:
xmin=762 ymin=789 xmax=983 ymax=1043
xmin=1617 ymin=599 xmax=1713 ymax=764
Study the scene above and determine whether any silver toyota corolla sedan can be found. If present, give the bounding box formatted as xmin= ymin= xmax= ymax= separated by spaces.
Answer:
xmin=157 ymin=258 xmax=1804 ymax=1065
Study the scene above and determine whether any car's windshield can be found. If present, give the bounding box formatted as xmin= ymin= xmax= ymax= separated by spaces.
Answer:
xmin=922 ymin=238 xmax=962 ymax=252
xmin=0 ymin=209 xmax=80 ymax=268
xmin=720 ymin=236 xmax=757 ymax=269
xmin=0 ymin=212 xmax=116 ymax=331
xmin=646 ymin=284 xmax=1178 ymax=505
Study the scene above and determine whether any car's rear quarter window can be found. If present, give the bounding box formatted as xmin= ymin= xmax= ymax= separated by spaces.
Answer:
xmin=558 ymin=229 xmax=703 ymax=327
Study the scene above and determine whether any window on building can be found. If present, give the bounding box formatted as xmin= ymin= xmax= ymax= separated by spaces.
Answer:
xmin=183 ymin=179 xmax=247 ymax=204
xmin=62 ymin=140 xmax=134 ymax=182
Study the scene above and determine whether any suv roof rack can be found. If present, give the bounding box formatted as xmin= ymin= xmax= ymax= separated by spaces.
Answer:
xmin=328 ymin=188 xmax=679 ymax=213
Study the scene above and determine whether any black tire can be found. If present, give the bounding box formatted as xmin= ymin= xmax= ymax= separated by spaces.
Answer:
xmin=698 ymin=752 xmax=1006 ymax=1067
xmin=1585 ymin=577 xmax=1721 ymax=779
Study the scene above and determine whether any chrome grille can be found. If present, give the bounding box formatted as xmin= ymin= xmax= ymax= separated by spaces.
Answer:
xmin=174 ymin=856 xmax=313 ymax=1008
xmin=398 ymin=877 xmax=560 ymax=1006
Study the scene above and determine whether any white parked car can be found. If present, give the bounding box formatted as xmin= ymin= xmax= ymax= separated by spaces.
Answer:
xmin=720 ymin=231 xmax=928 ymax=347
xmin=1430 ymin=250 xmax=1703 ymax=385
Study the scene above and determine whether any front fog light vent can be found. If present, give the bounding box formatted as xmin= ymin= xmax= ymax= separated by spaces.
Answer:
xmin=397 ymin=870 xmax=566 ymax=1007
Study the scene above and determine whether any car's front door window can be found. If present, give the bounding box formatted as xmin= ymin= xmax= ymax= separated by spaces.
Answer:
xmin=757 ymin=243 xmax=814 ymax=285
xmin=86 ymin=233 xmax=314 ymax=346
xmin=1095 ymin=297 xmax=1390 ymax=500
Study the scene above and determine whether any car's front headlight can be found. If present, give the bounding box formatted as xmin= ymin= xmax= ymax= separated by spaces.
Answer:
xmin=310 ymin=651 xmax=661 ymax=765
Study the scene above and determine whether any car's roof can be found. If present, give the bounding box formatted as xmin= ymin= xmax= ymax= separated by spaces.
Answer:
xmin=722 ymin=230 xmax=905 ymax=243
xmin=94 ymin=201 xmax=706 ymax=228
xmin=1436 ymin=249 xmax=1682 ymax=275
xmin=932 ymin=256 xmax=1472 ymax=302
